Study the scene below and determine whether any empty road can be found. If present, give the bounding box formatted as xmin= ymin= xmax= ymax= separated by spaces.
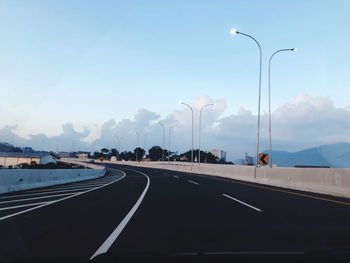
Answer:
xmin=0 ymin=163 xmax=350 ymax=262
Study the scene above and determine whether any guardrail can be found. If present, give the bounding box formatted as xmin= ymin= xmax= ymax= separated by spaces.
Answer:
xmin=0 ymin=159 xmax=106 ymax=194
xmin=100 ymin=160 xmax=350 ymax=199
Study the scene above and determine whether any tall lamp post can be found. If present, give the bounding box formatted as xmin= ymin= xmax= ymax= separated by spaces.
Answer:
xmin=131 ymin=130 xmax=139 ymax=163
xmin=231 ymin=28 xmax=262 ymax=167
xmin=113 ymin=135 xmax=123 ymax=160
xmin=268 ymin=48 xmax=298 ymax=168
xmin=198 ymin=103 xmax=214 ymax=166
xmin=168 ymin=126 xmax=174 ymax=163
xmin=159 ymin=122 xmax=165 ymax=164
xmin=143 ymin=132 xmax=150 ymax=155
xmin=117 ymin=137 xmax=123 ymax=160
xmin=179 ymin=101 xmax=194 ymax=170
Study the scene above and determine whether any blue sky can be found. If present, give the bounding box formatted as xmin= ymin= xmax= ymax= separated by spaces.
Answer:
xmin=0 ymin=0 xmax=350 ymax=158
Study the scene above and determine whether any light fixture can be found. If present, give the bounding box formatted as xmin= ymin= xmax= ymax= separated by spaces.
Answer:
xmin=230 ymin=28 xmax=238 ymax=35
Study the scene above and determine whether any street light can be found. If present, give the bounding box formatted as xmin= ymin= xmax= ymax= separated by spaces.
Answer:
xmin=231 ymin=28 xmax=262 ymax=167
xmin=91 ymin=139 xmax=96 ymax=157
xmin=268 ymin=48 xmax=298 ymax=168
xmin=143 ymin=132 xmax=150 ymax=155
xmin=179 ymin=101 xmax=194 ymax=170
xmin=130 ymin=130 xmax=139 ymax=163
xmin=117 ymin=137 xmax=123 ymax=160
xmin=159 ymin=122 xmax=165 ymax=164
xmin=198 ymin=103 xmax=214 ymax=166
xmin=168 ymin=126 xmax=175 ymax=163
xmin=113 ymin=135 xmax=123 ymax=160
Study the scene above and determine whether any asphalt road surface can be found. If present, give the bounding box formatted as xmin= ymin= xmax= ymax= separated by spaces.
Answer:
xmin=0 ymin=163 xmax=350 ymax=262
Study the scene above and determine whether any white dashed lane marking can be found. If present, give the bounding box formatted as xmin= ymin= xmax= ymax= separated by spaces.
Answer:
xmin=222 ymin=194 xmax=262 ymax=212
xmin=188 ymin=180 xmax=199 ymax=185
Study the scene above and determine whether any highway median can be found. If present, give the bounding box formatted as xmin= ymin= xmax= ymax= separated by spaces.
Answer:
xmin=0 ymin=158 xmax=106 ymax=194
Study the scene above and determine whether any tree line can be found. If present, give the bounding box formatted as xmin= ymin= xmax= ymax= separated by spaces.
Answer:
xmin=92 ymin=146 xmax=233 ymax=164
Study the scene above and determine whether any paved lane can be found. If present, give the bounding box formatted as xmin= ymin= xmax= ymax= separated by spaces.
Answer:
xmin=0 ymin=168 xmax=147 ymax=261
xmin=101 ymin=164 xmax=350 ymax=262
xmin=0 ymin=163 xmax=349 ymax=262
xmin=0 ymin=170 xmax=124 ymax=222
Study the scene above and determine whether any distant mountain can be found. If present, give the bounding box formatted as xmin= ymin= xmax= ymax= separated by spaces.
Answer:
xmin=234 ymin=158 xmax=244 ymax=165
xmin=264 ymin=143 xmax=350 ymax=168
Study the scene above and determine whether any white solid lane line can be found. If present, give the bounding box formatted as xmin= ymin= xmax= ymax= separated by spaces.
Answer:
xmin=0 ymin=192 xmax=79 ymax=204
xmin=188 ymin=180 xmax=199 ymax=185
xmin=0 ymin=172 xmax=126 ymax=221
xmin=0 ymin=188 xmax=94 ymax=199
xmin=53 ymin=185 xmax=108 ymax=189
xmin=37 ymin=183 xmax=105 ymax=190
xmin=28 ymin=181 xmax=111 ymax=191
xmin=27 ymin=185 xmax=102 ymax=193
xmin=173 ymin=175 xmax=179 ymax=179
xmin=222 ymin=194 xmax=262 ymax=212
xmin=90 ymin=169 xmax=150 ymax=260
xmin=0 ymin=176 xmax=118 ymax=199
xmin=0 ymin=201 xmax=49 ymax=211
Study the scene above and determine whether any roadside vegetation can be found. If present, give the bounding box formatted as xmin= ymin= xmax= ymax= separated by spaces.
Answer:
xmin=13 ymin=161 xmax=87 ymax=169
xmin=92 ymin=146 xmax=233 ymax=164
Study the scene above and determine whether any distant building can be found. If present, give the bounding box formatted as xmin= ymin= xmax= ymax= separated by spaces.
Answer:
xmin=110 ymin=156 xmax=117 ymax=162
xmin=58 ymin=152 xmax=76 ymax=158
xmin=76 ymin=151 xmax=90 ymax=159
xmin=23 ymin=147 xmax=34 ymax=153
xmin=180 ymin=155 xmax=188 ymax=161
xmin=210 ymin=149 xmax=226 ymax=162
xmin=0 ymin=152 xmax=58 ymax=168
xmin=242 ymin=153 xmax=254 ymax=165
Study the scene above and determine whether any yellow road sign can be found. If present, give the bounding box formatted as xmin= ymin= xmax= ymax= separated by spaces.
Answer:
xmin=259 ymin=153 xmax=268 ymax=165
xmin=100 ymin=157 xmax=104 ymax=162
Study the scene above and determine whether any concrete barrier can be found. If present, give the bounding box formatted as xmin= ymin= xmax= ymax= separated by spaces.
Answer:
xmin=100 ymin=160 xmax=350 ymax=199
xmin=0 ymin=159 xmax=106 ymax=194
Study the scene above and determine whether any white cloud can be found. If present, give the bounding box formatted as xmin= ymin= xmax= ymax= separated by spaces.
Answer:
xmin=1 ymin=94 xmax=350 ymax=161
xmin=172 ymin=95 xmax=226 ymax=127
xmin=273 ymin=94 xmax=350 ymax=145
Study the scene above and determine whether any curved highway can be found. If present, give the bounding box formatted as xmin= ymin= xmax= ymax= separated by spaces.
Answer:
xmin=0 ymin=163 xmax=350 ymax=262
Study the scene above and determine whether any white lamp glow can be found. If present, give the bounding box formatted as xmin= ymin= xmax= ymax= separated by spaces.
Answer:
xmin=230 ymin=28 xmax=238 ymax=35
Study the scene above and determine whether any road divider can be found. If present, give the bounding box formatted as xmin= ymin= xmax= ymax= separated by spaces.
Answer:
xmin=0 ymin=169 xmax=125 ymax=221
xmin=99 ymin=160 xmax=350 ymax=199
xmin=0 ymin=159 xmax=106 ymax=194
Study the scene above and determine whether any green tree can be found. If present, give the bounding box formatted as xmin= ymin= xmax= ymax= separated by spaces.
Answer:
xmin=119 ymin=151 xmax=126 ymax=160
xmin=110 ymin=148 xmax=119 ymax=157
xmin=180 ymin=149 xmax=218 ymax=164
xmin=134 ymin=147 xmax=145 ymax=161
xmin=101 ymin=148 xmax=109 ymax=154
xmin=181 ymin=150 xmax=192 ymax=162
xmin=125 ymin=151 xmax=134 ymax=161
xmin=192 ymin=149 xmax=209 ymax=163
xmin=148 ymin=146 xmax=163 ymax=161
xmin=93 ymin=151 xmax=103 ymax=159
xmin=205 ymin=152 xmax=218 ymax=164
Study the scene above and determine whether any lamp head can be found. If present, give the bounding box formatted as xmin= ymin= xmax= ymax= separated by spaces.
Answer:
xmin=291 ymin=48 xmax=298 ymax=51
xmin=230 ymin=28 xmax=239 ymax=35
